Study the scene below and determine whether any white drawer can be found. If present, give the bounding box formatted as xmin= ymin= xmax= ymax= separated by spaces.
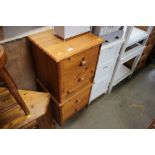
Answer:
xmin=94 ymin=60 xmax=114 ymax=83
xmin=98 ymin=42 xmax=122 ymax=66
xmin=89 ymin=79 xmax=109 ymax=103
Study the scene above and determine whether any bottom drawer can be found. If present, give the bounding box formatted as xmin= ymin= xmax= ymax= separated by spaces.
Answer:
xmin=62 ymin=87 xmax=91 ymax=122
xmin=51 ymin=86 xmax=91 ymax=125
xmin=89 ymin=78 xmax=110 ymax=103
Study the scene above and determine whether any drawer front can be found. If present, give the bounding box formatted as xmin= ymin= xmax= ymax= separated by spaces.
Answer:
xmin=60 ymin=46 xmax=100 ymax=100
xmin=61 ymin=87 xmax=91 ymax=121
xmin=61 ymin=78 xmax=92 ymax=102
xmin=89 ymin=78 xmax=110 ymax=102
xmin=98 ymin=43 xmax=121 ymax=66
xmin=94 ymin=60 xmax=114 ymax=83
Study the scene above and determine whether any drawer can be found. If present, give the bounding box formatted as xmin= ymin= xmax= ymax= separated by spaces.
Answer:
xmin=94 ymin=60 xmax=114 ymax=83
xmin=61 ymin=77 xmax=92 ymax=102
xmin=61 ymin=87 xmax=91 ymax=122
xmin=89 ymin=78 xmax=109 ymax=102
xmin=98 ymin=42 xmax=121 ymax=66
xmin=60 ymin=46 xmax=100 ymax=100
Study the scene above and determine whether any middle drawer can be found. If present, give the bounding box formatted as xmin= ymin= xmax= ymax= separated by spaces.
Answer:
xmin=94 ymin=60 xmax=115 ymax=83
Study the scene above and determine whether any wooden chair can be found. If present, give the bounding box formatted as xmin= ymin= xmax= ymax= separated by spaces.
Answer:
xmin=0 ymin=45 xmax=30 ymax=115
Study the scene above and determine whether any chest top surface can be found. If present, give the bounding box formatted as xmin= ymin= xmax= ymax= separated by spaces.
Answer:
xmin=28 ymin=30 xmax=103 ymax=62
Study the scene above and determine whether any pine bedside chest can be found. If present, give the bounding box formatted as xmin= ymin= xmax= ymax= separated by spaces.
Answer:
xmin=28 ymin=30 xmax=103 ymax=126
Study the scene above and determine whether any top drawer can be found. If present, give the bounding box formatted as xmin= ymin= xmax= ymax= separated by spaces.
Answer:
xmin=98 ymin=42 xmax=122 ymax=66
xmin=60 ymin=45 xmax=100 ymax=101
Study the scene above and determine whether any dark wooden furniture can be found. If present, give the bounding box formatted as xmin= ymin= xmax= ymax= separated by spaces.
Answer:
xmin=0 ymin=45 xmax=30 ymax=115
xmin=0 ymin=87 xmax=55 ymax=129
xmin=28 ymin=30 xmax=103 ymax=126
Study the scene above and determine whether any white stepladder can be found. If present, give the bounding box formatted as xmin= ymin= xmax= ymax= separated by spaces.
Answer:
xmin=108 ymin=26 xmax=153 ymax=94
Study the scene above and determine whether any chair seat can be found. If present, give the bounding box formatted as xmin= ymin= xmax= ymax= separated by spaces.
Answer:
xmin=0 ymin=87 xmax=51 ymax=128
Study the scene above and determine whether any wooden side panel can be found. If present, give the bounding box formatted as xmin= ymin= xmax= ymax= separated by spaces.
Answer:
xmin=51 ymin=99 xmax=62 ymax=125
xmin=31 ymin=43 xmax=60 ymax=100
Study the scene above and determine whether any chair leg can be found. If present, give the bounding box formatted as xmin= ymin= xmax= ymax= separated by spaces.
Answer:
xmin=0 ymin=67 xmax=30 ymax=116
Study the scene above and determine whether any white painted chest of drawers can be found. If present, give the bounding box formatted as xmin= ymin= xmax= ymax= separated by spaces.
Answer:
xmin=89 ymin=39 xmax=124 ymax=102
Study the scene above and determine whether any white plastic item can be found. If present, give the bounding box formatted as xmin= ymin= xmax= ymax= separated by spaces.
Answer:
xmin=113 ymin=64 xmax=131 ymax=85
xmin=98 ymin=40 xmax=122 ymax=66
xmin=127 ymin=27 xmax=148 ymax=47
xmin=94 ymin=60 xmax=114 ymax=83
xmin=89 ymin=39 xmax=124 ymax=104
xmin=89 ymin=77 xmax=110 ymax=102
xmin=121 ymin=44 xmax=145 ymax=64
xmin=94 ymin=26 xmax=122 ymax=36
xmin=108 ymin=26 xmax=153 ymax=94
xmin=54 ymin=26 xmax=91 ymax=39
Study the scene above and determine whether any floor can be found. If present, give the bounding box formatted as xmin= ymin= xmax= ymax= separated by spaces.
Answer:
xmin=57 ymin=65 xmax=155 ymax=129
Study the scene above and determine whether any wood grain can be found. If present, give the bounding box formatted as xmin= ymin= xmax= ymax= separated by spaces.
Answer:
xmin=28 ymin=30 xmax=103 ymax=62
xmin=0 ymin=87 xmax=54 ymax=129
xmin=28 ymin=30 xmax=103 ymax=125
xmin=51 ymin=85 xmax=92 ymax=125
xmin=60 ymin=46 xmax=99 ymax=101
xmin=61 ymin=86 xmax=91 ymax=122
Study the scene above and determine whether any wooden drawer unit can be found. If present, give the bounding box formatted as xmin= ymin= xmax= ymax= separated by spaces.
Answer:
xmin=28 ymin=30 xmax=103 ymax=125
xmin=60 ymin=46 xmax=99 ymax=100
xmin=51 ymin=86 xmax=91 ymax=125
xmin=61 ymin=86 xmax=91 ymax=122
